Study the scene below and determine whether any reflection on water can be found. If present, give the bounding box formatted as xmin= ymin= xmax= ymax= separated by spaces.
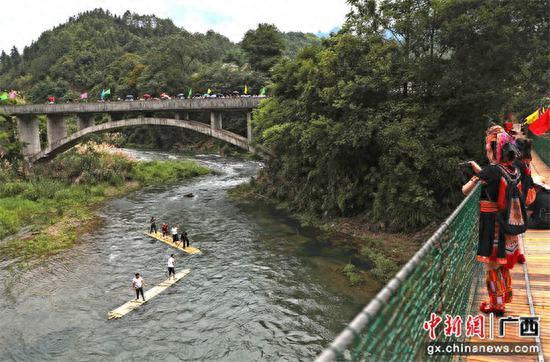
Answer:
xmin=0 ymin=151 xmax=379 ymax=361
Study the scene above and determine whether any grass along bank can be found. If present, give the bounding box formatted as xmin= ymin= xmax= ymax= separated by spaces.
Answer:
xmin=0 ymin=143 xmax=209 ymax=261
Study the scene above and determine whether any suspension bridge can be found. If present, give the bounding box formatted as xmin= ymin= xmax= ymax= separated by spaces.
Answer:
xmin=317 ymin=137 xmax=550 ymax=362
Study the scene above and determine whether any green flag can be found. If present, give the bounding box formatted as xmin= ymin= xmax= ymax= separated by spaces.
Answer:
xmin=104 ymin=89 xmax=111 ymax=96
xmin=260 ymin=87 xmax=266 ymax=96
xmin=188 ymin=88 xmax=192 ymax=98
xmin=0 ymin=92 xmax=8 ymax=101
xmin=207 ymin=88 xmax=212 ymax=95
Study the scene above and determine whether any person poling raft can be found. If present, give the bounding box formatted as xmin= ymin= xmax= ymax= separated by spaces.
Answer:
xmin=108 ymin=269 xmax=191 ymax=320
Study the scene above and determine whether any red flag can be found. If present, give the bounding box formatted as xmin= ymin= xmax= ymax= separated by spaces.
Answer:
xmin=528 ymin=108 xmax=550 ymax=135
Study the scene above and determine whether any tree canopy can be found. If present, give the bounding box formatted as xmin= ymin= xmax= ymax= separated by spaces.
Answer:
xmin=252 ymin=0 xmax=549 ymax=230
xmin=0 ymin=9 xmax=318 ymax=101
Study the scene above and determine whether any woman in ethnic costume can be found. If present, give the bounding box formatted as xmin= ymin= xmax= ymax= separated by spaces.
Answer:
xmin=462 ymin=125 xmax=523 ymax=315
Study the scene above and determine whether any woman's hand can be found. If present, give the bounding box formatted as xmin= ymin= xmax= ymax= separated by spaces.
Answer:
xmin=468 ymin=161 xmax=481 ymax=174
xmin=462 ymin=176 xmax=479 ymax=195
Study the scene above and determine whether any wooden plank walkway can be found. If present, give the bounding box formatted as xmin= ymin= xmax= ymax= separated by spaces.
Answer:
xmin=468 ymin=152 xmax=549 ymax=362
xmin=108 ymin=269 xmax=190 ymax=320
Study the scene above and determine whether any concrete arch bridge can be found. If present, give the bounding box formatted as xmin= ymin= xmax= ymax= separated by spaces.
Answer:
xmin=0 ymin=98 xmax=264 ymax=163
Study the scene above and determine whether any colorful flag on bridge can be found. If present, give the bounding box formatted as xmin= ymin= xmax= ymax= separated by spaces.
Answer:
xmin=100 ymin=88 xmax=111 ymax=100
xmin=188 ymin=88 xmax=192 ymax=98
xmin=0 ymin=91 xmax=8 ymax=101
xmin=207 ymin=88 xmax=212 ymax=95
xmin=8 ymin=90 xmax=16 ymax=99
xmin=528 ymin=108 xmax=550 ymax=135
xmin=524 ymin=106 xmax=545 ymax=125
xmin=259 ymin=87 xmax=266 ymax=96
xmin=244 ymin=85 xmax=248 ymax=95
xmin=80 ymin=92 xmax=88 ymax=100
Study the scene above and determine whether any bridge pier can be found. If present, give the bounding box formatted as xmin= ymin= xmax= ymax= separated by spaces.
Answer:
xmin=76 ymin=114 xmax=94 ymax=131
xmin=246 ymin=112 xmax=253 ymax=143
xmin=210 ymin=112 xmax=222 ymax=130
xmin=46 ymin=114 xmax=67 ymax=147
xmin=16 ymin=115 xmax=41 ymax=157
xmin=246 ymin=112 xmax=256 ymax=153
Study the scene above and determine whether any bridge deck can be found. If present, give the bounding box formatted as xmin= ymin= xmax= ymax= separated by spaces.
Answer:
xmin=467 ymin=151 xmax=550 ymax=362
xmin=0 ymin=97 xmax=261 ymax=115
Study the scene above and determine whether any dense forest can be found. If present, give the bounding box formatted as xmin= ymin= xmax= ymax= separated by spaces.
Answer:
xmin=0 ymin=9 xmax=318 ymax=101
xmin=252 ymin=0 xmax=549 ymax=230
xmin=1 ymin=2 xmax=549 ymax=234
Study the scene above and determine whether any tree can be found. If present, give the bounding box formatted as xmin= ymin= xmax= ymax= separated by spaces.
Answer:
xmin=252 ymin=0 xmax=549 ymax=231
xmin=241 ymin=24 xmax=286 ymax=73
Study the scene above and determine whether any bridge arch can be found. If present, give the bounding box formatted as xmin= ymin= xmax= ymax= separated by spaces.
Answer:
xmin=30 ymin=117 xmax=250 ymax=163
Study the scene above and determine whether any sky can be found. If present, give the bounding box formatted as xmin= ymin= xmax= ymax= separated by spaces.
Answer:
xmin=1 ymin=0 xmax=350 ymax=53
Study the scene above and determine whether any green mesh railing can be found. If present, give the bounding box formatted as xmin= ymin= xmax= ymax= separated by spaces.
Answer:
xmin=317 ymin=186 xmax=482 ymax=362
xmin=530 ymin=131 xmax=550 ymax=166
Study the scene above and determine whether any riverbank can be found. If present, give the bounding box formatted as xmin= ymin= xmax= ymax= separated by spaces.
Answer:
xmin=229 ymin=182 xmax=430 ymax=285
xmin=0 ymin=143 xmax=209 ymax=262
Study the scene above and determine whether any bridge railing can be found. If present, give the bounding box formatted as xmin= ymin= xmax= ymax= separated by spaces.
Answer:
xmin=317 ymin=185 xmax=482 ymax=361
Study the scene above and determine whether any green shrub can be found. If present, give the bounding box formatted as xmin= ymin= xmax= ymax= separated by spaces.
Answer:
xmin=131 ymin=160 xmax=209 ymax=184
xmin=361 ymin=247 xmax=399 ymax=283
xmin=0 ymin=182 xmax=29 ymax=197
xmin=342 ymin=263 xmax=362 ymax=286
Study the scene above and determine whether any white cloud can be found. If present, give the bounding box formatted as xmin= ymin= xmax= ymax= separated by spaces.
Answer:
xmin=1 ymin=0 xmax=349 ymax=53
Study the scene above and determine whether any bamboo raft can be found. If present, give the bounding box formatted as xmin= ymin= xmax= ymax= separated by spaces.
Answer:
xmin=108 ymin=269 xmax=190 ymax=320
xmin=145 ymin=231 xmax=201 ymax=254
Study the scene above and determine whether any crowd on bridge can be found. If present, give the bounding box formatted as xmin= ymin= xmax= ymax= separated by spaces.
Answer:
xmin=0 ymin=86 xmax=268 ymax=105
xmin=461 ymin=102 xmax=549 ymax=315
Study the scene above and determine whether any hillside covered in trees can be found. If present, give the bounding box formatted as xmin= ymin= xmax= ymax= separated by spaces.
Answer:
xmin=0 ymin=9 xmax=319 ymax=101
xmin=252 ymin=0 xmax=549 ymax=231
xmin=1 ymin=2 xmax=548 ymax=235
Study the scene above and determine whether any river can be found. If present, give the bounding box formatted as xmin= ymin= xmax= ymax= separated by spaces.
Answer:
xmin=0 ymin=150 xmax=380 ymax=361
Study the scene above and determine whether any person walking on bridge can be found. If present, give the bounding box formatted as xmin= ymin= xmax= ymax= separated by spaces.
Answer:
xmin=167 ymin=254 xmax=176 ymax=280
xmin=132 ymin=273 xmax=146 ymax=302
xmin=462 ymin=126 xmax=525 ymax=316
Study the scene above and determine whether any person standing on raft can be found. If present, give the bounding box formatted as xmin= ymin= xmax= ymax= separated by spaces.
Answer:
xmin=162 ymin=223 xmax=169 ymax=238
xmin=171 ymin=225 xmax=179 ymax=243
xmin=150 ymin=217 xmax=157 ymax=234
xmin=167 ymin=254 xmax=176 ymax=280
xmin=180 ymin=231 xmax=190 ymax=248
xmin=462 ymin=126 xmax=527 ymax=315
xmin=132 ymin=273 xmax=146 ymax=302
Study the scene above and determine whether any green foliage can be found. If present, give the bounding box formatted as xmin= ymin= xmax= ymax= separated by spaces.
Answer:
xmin=253 ymin=0 xmax=549 ymax=231
xmin=131 ymin=160 xmax=209 ymax=184
xmin=241 ymin=24 xmax=286 ymax=73
xmin=0 ymin=114 xmax=23 ymax=165
xmin=342 ymin=263 xmax=362 ymax=286
xmin=361 ymin=247 xmax=399 ymax=284
xmin=281 ymin=32 xmax=321 ymax=58
xmin=0 ymin=9 xmax=318 ymax=101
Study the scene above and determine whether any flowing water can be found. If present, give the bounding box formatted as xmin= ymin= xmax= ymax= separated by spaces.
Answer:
xmin=0 ymin=150 xmax=380 ymax=361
